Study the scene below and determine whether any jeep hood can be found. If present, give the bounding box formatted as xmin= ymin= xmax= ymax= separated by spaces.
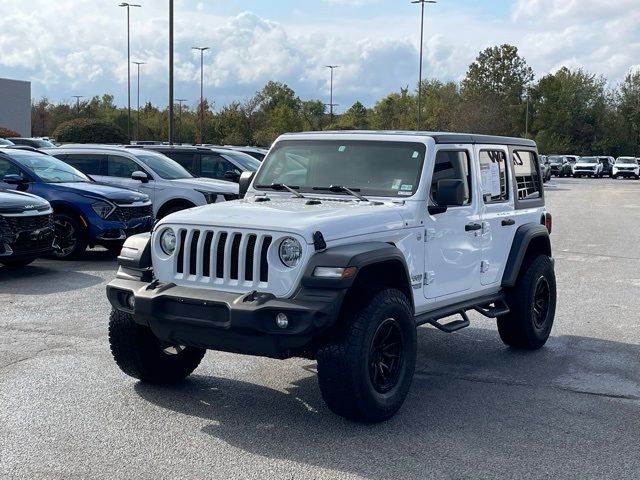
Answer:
xmin=161 ymin=196 xmax=406 ymax=243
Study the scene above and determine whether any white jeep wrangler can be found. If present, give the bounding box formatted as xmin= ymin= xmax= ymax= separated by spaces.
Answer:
xmin=107 ymin=131 xmax=556 ymax=423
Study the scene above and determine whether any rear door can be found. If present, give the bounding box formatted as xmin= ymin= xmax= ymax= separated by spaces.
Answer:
xmin=424 ymin=146 xmax=482 ymax=299
xmin=474 ymin=145 xmax=516 ymax=286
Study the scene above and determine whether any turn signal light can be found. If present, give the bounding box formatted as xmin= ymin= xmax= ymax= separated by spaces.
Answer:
xmin=543 ymin=213 xmax=552 ymax=234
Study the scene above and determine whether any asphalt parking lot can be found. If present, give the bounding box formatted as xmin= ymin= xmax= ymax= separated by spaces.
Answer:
xmin=1 ymin=177 xmax=639 ymax=480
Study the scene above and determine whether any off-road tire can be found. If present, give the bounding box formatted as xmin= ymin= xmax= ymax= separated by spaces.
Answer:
xmin=0 ymin=258 xmax=36 ymax=268
xmin=316 ymin=288 xmax=416 ymax=423
xmin=108 ymin=308 xmax=206 ymax=384
xmin=498 ymin=255 xmax=556 ymax=350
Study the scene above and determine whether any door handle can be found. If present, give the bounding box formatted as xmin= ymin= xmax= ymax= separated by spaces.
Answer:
xmin=465 ymin=223 xmax=482 ymax=232
xmin=501 ymin=219 xmax=516 ymax=226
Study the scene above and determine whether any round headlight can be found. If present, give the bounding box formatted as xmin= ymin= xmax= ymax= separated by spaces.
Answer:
xmin=159 ymin=228 xmax=177 ymax=255
xmin=279 ymin=237 xmax=302 ymax=268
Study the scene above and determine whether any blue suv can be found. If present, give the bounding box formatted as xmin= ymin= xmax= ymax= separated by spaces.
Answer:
xmin=0 ymin=148 xmax=153 ymax=259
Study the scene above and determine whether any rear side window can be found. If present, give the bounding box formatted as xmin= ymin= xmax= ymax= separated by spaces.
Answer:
xmin=0 ymin=159 xmax=22 ymax=177
xmin=479 ymin=150 xmax=509 ymax=203
xmin=106 ymin=155 xmax=139 ymax=178
xmin=431 ymin=150 xmax=472 ymax=206
xmin=200 ymin=154 xmax=237 ymax=177
xmin=512 ymin=151 xmax=542 ymax=200
xmin=63 ymin=154 xmax=103 ymax=176
xmin=162 ymin=152 xmax=196 ymax=172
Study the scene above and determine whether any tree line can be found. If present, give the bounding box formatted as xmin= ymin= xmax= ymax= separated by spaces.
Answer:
xmin=26 ymin=44 xmax=640 ymax=156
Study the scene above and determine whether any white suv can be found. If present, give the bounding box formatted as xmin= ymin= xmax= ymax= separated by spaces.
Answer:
xmin=48 ymin=146 xmax=239 ymax=218
xmin=106 ymin=132 xmax=556 ymax=422
xmin=573 ymin=156 xmax=603 ymax=177
xmin=612 ymin=157 xmax=639 ymax=179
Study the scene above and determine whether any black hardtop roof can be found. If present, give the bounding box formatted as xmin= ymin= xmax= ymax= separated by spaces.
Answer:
xmin=280 ymin=130 xmax=537 ymax=148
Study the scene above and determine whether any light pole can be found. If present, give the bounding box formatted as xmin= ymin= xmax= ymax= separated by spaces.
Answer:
xmin=119 ymin=2 xmax=141 ymax=142
xmin=524 ymin=85 xmax=530 ymax=139
xmin=72 ymin=96 xmax=83 ymax=116
xmin=169 ymin=0 xmax=174 ymax=144
xmin=325 ymin=65 xmax=340 ymax=125
xmin=412 ymin=0 xmax=436 ymax=131
xmin=132 ymin=61 xmax=146 ymax=141
xmin=192 ymin=46 xmax=210 ymax=144
xmin=176 ymin=99 xmax=187 ymax=144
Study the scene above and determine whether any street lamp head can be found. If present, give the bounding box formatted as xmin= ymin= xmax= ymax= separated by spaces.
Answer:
xmin=132 ymin=61 xmax=146 ymax=65
xmin=325 ymin=65 xmax=341 ymax=69
xmin=119 ymin=3 xmax=141 ymax=7
xmin=411 ymin=0 xmax=437 ymax=3
xmin=192 ymin=46 xmax=211 ymax=52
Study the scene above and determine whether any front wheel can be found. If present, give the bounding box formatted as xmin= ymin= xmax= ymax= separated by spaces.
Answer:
xmin=498 ymin=255 xmax=556 ymax=350
xmin=316 ymin=288 xmax=416 ymax=423
xmin=51 ymin=213 xmax=87 ymax=260
xmin=109 ymin=308 xmax=206 ymax=384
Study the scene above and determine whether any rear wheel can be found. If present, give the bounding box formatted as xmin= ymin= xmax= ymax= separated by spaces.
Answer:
xmin=51 ymin=213 xmax=87 ymax=260
xmin=498 ymin=255 xmax=556 ymax=350
xmin=109 ymin=308 xmax=206 ymax=384
xmin=316 ymin=288 xmax=416 ymax=423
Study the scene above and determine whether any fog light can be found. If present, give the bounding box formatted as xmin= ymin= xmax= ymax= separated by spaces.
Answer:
xmin=125 ymin=294 xmax=135 ymax=310
xmin=275 ymin=313 xmax=289 ymax=329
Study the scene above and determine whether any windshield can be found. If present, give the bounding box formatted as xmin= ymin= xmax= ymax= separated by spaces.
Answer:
xmin=548 ymin=156 xmax=563 ymax=164
xmin=616 ymin=157 xmax=637 ymax=164
xmin=580 ymin=157 xmax=597 ymax=164
xmin=134 ymin=153 xmax=194 ymax=179
xmin=221 ymin=151 xmax=261 ymax=171
xmin=254 ymin=140 xmax=426 ymax=197
xmin=14 ymin=153 xmax=91 ymax=183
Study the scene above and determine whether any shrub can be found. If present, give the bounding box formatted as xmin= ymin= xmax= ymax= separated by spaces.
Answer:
xmin=0 ymin=127 xmax=20 ymax=138
xmin=53 ymin=118 xmax=128 ymax=144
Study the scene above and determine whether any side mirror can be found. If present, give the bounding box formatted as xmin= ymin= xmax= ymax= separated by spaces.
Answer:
xmin=131 ymin=171 xmax=149 ymax=183
xmin=435 ymin=179 xmax=466 ymax=208
xmin=3 ymin=174 xmax=26 ymax=185
xmin=239 ymin=171 xmax=255 ymax=198
xmin=224 ymin=170 xmax=241 ymax=182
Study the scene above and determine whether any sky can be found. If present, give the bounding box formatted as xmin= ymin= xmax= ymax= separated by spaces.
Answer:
xmin=0 ymin=0 xmax=639 ymax=113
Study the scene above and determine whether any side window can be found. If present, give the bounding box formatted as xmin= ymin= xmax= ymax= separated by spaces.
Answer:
xmin=0 ymin=159 xmax=22 ymax=177
xmin=512 ymin=150 xmax=542 ymax=200
xmin=479 ymin=150 xmax=509 ymax=203
xmin=106 ymin=155 xmax=139 ymax=178
xmin=162 ymin=152 xmax=195 ymax=172
xmin=200 ymin=154 xmax=234 ymax=177
xmin=62 ymin=154 xmax=103 ymax=176
xmin=430 ymin=150 xmax=472 ymax=206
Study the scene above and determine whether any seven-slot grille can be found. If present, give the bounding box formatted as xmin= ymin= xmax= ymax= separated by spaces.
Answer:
xmin=175 ymin=229 xmax=272 ymax=285
xmin=113 ymin=204 xmax=153 ymax=222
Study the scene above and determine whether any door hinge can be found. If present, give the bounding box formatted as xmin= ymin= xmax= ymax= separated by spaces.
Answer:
xmin=424 ymin=228 xmax=436 ymax=242
xmin=424 ymin=271 xmax=435 ymax=285
xmin=481 ymin=260 xmax=490 ymax=273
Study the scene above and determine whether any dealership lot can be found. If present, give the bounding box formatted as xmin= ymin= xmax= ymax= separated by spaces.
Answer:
xmin=1 ymin=177 xmax=639 ymax=479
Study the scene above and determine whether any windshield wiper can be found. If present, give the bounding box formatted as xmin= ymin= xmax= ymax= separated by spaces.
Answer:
xmin=255 ymin=183 xmax=305 ymax=198
xmin=312 ymin=185 xmax=369 ymax=202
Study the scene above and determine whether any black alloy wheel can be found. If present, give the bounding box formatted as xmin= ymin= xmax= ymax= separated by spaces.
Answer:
xmin=368 ymin=318 xmax=404 ymax=394
xmin=532 ymin=276 xmax=551 ymax=330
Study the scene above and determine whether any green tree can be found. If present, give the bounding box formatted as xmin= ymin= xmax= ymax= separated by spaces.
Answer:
xmin=618 ymin=71 xmax=640 ymax=156
xmin=53 ymin=118 xmax=128 ymax=143
xmin=338 ymin=101 xmax=370 ymax=130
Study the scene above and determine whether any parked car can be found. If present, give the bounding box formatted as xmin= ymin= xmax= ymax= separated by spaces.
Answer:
xmin=573 ymin=157 xmax=603 ymax=177
xmin=597 ymin=156 xmax=615 ymax=178
xmin=7 ymin=137 xmax=56 ymax=149
xmin=47 ymin=146 xmax=239 ymax=218
xmin=548 ymin=155 xmax=577 ymax=177
xmin=0 ymin=188 xmax=55 ymax=267
xmin=107 ymin=131 xmax=555 ymax=423
xmin=0 ymin=138 xmax=15 ymax=147
xmin=0 ymin=148 xmax=153 ymax=259
xmin=203 ymin=145 xmax=269 ymax=161
xmin=129 ymin=145 xmax=261 ymax=182
xmin=538 ymin=155 xmax=551 ymax=183
xmin=612 ymin=157 xmax=639 ymax=179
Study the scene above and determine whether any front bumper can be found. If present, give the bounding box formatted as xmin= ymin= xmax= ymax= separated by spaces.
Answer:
xmin=573 ymin=168 xmax=598 ymax=175
xmin=613 ymin=169 xmax=639 ymax=177
xmin=107 ymin=278 xmax=345 ymax=359
xmin=89 ymin=216 xmax=153 ymax=244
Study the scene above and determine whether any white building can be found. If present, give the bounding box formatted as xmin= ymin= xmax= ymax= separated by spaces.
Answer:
xmin=0 ymin=78 xmax=31 ymax=136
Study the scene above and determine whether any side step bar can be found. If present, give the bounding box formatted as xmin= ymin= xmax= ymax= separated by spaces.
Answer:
xmin=415 ymin=293 xmax=509 ymax=333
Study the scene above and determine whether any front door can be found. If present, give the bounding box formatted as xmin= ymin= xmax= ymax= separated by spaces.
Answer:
xmin=102 ymin=154 xmax=155 ymax=202
xmin=424 ymin=147 xmax=482 ymax=299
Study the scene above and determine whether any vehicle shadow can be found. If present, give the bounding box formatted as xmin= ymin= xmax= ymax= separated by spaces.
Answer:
xmin=0 ymin=262 xmax=106 ymax=294
xmin=134 ymin=327 xmax=640 ymax=479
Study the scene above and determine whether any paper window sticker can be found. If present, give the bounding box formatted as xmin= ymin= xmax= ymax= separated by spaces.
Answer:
xmin=392 ymin=179 xmax=402 ymax=189
xmin=400 ymin=184 xmax=413 ymax=191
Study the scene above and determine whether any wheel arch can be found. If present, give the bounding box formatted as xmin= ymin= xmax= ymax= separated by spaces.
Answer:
xmin=156 ymin=198 xmax=196 ymax=219
xmin=502 ymin=224 xmax=552 ymax=288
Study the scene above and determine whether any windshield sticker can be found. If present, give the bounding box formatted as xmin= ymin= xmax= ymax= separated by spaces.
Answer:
xmin=401 ymin=184 xmax=413 ymax=191
xmin=412 ymin=151 xmax=419 ymax=159
xmin=338 ymin=145 xmax=346 ymax=152
xmin=392 ymin=179 xmax=402 ymax=190
xmin=398 ymin=191 xmax=412 ymax=196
